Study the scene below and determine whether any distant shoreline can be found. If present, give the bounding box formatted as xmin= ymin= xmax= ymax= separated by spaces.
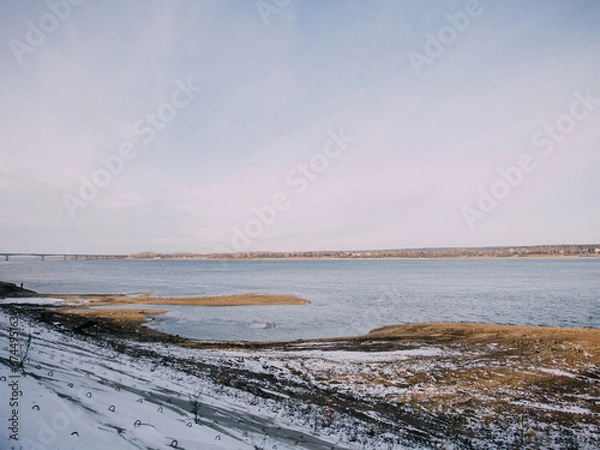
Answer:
xmin=127 ymin=244 xmax=600 ymax=260
xmin=125 ymin=254 xmax=600 ymax=261
xmin=3 ymin=243 xmax=599 ymax=261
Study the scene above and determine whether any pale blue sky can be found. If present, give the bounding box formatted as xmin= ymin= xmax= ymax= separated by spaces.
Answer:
xmin=0 ymin=0 xmax=599 ymax=253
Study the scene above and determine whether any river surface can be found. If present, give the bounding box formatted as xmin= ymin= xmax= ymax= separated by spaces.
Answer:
xmin=2 ymin=258 xmax=599 ymax=341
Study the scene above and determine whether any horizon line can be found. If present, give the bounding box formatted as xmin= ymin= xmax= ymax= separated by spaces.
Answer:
xmin=2 ymin=242 xmax=599 ymax=257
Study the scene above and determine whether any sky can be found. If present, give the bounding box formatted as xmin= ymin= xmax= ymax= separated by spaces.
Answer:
xmin=0 ymin=0 xmax=599 ymax=254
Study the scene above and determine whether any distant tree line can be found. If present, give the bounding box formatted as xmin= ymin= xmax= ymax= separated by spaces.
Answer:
xmin=127 ymin=244 xmax=600 ymax=260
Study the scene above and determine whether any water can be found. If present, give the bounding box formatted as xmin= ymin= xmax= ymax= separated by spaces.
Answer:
xmin=2 ymin=258 xmax=599 ymax=341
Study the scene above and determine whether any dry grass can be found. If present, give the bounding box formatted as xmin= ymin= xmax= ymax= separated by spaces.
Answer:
xmin=367 ymin=322 xmax=600 ymax=348
xmin=53 ymin=293 xmax=307 ymax=307
xmin=53 ymin=293 xmax=306 ymax=331
xmin=60 ymin=308 xmax=167 ymax=324
xmin=327 ymin=322 xmax=600 ymax=429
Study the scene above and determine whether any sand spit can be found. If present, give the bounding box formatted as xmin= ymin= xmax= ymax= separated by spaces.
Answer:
xmin=48 ymin=292 xmax=307 ymax=307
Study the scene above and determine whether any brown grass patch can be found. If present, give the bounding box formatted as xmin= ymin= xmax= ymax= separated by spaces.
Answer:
xmin=367 ymin=322 xmax=600 ymax=348
xmin=61 ymin=308 xmax=167 ymax=324
xmin=53 ymin=293 xmax=307 ymax=307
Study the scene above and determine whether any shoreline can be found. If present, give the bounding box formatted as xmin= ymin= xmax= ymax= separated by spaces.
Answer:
xmin=3 ymin=253 xmax=599 ymax=263
xmin=2 ymin=304 xmax=599 ymax=448
xmin=11 ymin=297 xmax=600 ymax=352
xmin=37 ymin=301 xmax=600 ymax=349
xmin=124 ymin=254 xmax=600 ymax=261
xmin=1 ymin=282 xmax=597 ymax=347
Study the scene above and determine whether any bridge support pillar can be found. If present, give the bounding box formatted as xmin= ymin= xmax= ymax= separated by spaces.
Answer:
xmin=4 ymin=255 xmax=7 ymax=261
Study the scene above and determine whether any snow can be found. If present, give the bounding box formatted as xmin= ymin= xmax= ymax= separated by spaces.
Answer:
xmin=0 ymin=297 xmax=64 ymax=306
xmin=280 ymin=347 xmax=448 ymax=363
xmin=514 ymin=401 xmax=593 ymax=415
xmin=537 ymin=367 xmax=577 ymax=378
xmin=0 ymin=311 xmax=361 ymax=449
xmin=1 ymin=308 xmax=598 ymax=449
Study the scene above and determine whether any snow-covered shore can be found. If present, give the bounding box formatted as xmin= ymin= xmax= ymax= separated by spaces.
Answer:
xmin=1 ymin=306 xmax=599 ymax=449
xmin=0 ymin=309 xmax=366 ymax=449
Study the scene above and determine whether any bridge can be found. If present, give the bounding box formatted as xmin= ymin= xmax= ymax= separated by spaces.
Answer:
xmin=0 ymin=253 xmax=129 ymax=261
